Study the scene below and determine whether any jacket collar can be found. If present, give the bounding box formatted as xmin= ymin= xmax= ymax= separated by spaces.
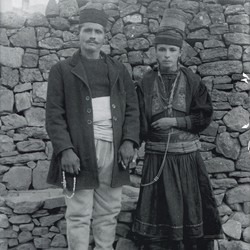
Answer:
xmin=70 ymin=49 xmax=119 ymax=89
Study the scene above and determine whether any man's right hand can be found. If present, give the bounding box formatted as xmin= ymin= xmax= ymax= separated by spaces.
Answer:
xmin=61 ymin=149 xmax=80 ymax=175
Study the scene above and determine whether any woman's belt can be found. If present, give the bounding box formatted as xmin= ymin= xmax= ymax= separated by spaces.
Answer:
xmin=145 ymin=140 xmax=201 ymax=154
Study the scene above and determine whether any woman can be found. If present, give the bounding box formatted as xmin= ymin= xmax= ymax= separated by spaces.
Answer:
xmin=133 ymin=28 xmax=222 ymax=250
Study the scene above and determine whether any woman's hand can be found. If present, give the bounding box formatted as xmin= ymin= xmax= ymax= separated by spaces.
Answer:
xmin=151 ymin=117 xmax=177 ymax=130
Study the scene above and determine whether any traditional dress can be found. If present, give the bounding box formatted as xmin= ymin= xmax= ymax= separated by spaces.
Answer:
xmin=133 ymin=66 xmax=222 ymax=250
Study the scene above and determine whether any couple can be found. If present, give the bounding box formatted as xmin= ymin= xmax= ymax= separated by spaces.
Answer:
xmin=45 ymin=7 xmax=222 ymax=250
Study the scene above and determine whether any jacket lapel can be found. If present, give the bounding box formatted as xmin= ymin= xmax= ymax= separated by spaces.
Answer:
xmin=105 ymin=55 xmax=119 ymax=90
xmin=70 ymin=50 xmax=89 ymax=88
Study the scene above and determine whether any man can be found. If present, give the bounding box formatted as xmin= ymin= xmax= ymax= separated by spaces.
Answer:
xmin=46 ymin=7 xmax=139 ymax=250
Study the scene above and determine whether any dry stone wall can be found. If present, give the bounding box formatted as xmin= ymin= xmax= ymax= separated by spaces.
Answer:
xmin=0 ymin=0 xmax=250 ymax=249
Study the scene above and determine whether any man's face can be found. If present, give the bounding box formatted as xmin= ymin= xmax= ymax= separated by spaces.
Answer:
xmin=156 ymin=44 xmax=182 ymax=71
xmin=79 ymin=22 xmax=105 ymax=53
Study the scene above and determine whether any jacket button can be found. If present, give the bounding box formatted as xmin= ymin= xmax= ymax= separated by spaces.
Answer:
xmin=87 ymin=108 xmax=91 ymax=113
xmin=113 ymin=116 xmax=117 ymax=121
xmin=87 ymin=120 xmax=92 ymax=124
xmin=112 ymin=104 xmax=116 ymax=109
xmin=86 ymin=96 xmax=90 ymax=101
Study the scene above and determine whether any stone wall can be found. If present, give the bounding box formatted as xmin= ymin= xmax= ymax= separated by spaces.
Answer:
xmin=0 ymin=0 xmax=250 ymax=249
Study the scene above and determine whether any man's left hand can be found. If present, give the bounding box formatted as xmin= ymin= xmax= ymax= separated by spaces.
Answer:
xmin=151 ymin=117 xmax=177 ymax=130
xmin=118 ymin=140 xmax=135 ymax=169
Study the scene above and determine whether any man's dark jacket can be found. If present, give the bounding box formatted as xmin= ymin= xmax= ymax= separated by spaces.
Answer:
xmin=46 ymin=50 xmax=139 ymax=190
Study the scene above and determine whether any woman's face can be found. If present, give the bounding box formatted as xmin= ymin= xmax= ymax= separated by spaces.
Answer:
xmin=156 ymin=44 xmax=182 ymax=72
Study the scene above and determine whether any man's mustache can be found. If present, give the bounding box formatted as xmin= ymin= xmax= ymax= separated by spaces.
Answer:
xmin=87 ymin=40 xmax=99 ymax=44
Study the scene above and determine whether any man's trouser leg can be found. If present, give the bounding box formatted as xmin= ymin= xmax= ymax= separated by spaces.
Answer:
xmin=65 ymin=189 xmax=94 ymax=250
xmin=92 ymin=139 xmax=122 ymax=250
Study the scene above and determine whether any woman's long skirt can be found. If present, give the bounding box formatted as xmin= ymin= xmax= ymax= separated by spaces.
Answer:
xmin=133 ymin=151 xmax=222 ymax=249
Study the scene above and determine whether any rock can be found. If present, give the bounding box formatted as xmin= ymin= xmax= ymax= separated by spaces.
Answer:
xmin=1 ymin=67 xmax=19 ymax=89
xmin=24 ymin=107 xmax=45 ymax=127
xmin=33 ymin=160 xmax=54 ymax=189
xmin=0 ymin=88 xmax=14 ymax=114
xmin=203 ymin=39 xmax=225 ymax=48
xmin=0 ymin=135 xmax=15 ymax=154
xmin=230 ymin=24 xmax=250 ymax=35
xmin=0 ymin=12 xmax=26 ymax=29
xmin=49 ymin=17 xmax=70 ymax=30
xmin=211 ymin=89 xmax=228 ymax=102
xmin=181 ymin=41 xmax=198 ymax=63
xmin=111 ymin=18 xmax=124 ymax=35
xmin=215 ymin=193 xmax=225 ymax=206
xmin=43 ymin=196 xmax=65 ymax=210
xmin=210 ymin=23 xmax=229 ymax=34
xmin=34 ymin=237 xmax=51 ymax=249
xmin=36 ymin=27 xmax=50 ymax=41
xmin=128 ymin=51 xmax=143 ymax=65
xmin=216 ymin=132 xmax=241 ymax=160
xmin=59 ymin=0 xmax=79 ymax=18
xmin=171 ymin=0 xmax=199 ymax=14
xmin=110 ymin=33 xmax=128 ymax=50
xmin=0 ymin=45 xmax=24 ymax=68
xmin=3 ymin=166 xmax=32 ymax=190
xmin=0 ymin=214 xmax=9 ymax=228
xmin=0 ymin=239 xmax=7 ymax=250
xmin=222 ymin=219 xmax=242 ymax=239
xmin=243 ymin=227 xmax=250 ymax=243
xmin=39 ymin=54 xmax=59 ymax=74
xmin=228 ymin=44 xmax=242 ymax=60
xmin=239 ymin=130 xmax=250 ymax=147
xmin=243 ymin=47 xmax=250 ymax=62
xmin=17 ymin=127 xmax=49 ymax=139
xmin=223 ymin=106 xmax=250 ymax=132
xmin=9 ymin=214 xmax=32 ymax=224
xmin=231 ymin=212 xmax=250 ymax=228
xmin=14 ymin=243 xmax=36 ymax=250
xmin=120 ymin=4 xmax=141 ymax=17
xmin=26 ymin=13 xmax=49 ymax=27
xmin=200 ymin=121 xmax=219 ymax=137
xmin=188 ymin=11 xmax=211 ymax=30
xmin=235 ymin=80 xmax=250 ymax=92
xmin=57 ymin=48 xmax=78 ymax=57
xmin=10 ymin=27 xmax=37 ymax=48
xmin=0 ymin=152 xmax=47 ymax=165
xmin=0 ymin=28 xmax=9 ymax=46
xmin=62 ymin=31 xmax=78 ymax=42
xmin=46 ymin=0 xmax=60 ymax=17
xmin=22 ymin=52 xmax=39 ymax=68
xmin=123 ymin=14 xmax=142 ymax=24
xmin=210 ymin=12 xmax=225 ymax=24
xmin=20 ymin=68 xmax=43 ymax=83
xmin=40 ymin=214 xmax=64 ymax=227
xmin=224 ymin=33 xmax=250 ymax=45
xmin=198 ymin=61 xmax=242 ymax=76
xmin=18 ymin=231 xmax=33 ymax=244
xmin=0 ymin=228 xmax=18 ymax=238
xmin=124 ymin=24 xmax=149 ymax=39
xmin=227 ymin=14 xmax=249 ymax=25
xmin=19 ymin=223 xmax=35 ymax=231
xmin=149 ymin=19 xmax=159 ymax=33
xmin=187 ymin=28 xmax=209 ymax=40
xmin=127 ymin=38 xmax=149 ymax=50
xmin=32 ymin=82 xmax=48 ymax=103
xmin=0 ymin=165 xmax=9 ymax=175
xmin=116 ymin=237 xmax=138 ymax=250
xmin=32 ymin=227 xmax=49 ymax=236
xmin=1 ymin=114 xmax=27 ymax=130
xmin=38 ymin=37 xmax=63 ymax=50
xmin=14 ymin=83 xmax=32 ymax=93
xmin=15 ymin=92 xmax=31 ymax=112
xmin=16 ymin=139 xmax=45 ymax=153
xmin=244 ymin=62 xmax=250 ymax=73
xmin=236 ymin=149 xmax=250 ymax=172
xmin=226 ymin=184 xmax=250 ymax=204
xmin=228 ymin=92 xmax=247 ymax=106
xmin=50 ymin=234 xmax=67 ymax=247
xmin=133 ymin=65 xmax=151 ymax=81
xmin=211 ymin=178 xmax=238 ymax=189
xmin=218 ymin=204 xmax=232 ymax=216
xmin=204 ymin=157 xmax=235 ymax=173
xmin=57 ymin=219 xmax=67 ymax=234
xmin=143 ymin=47 xmax=157 ymax=65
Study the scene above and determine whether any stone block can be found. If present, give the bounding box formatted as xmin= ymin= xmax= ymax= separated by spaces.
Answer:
xmin=10 ymin=27 xmax=37 ymax=48
xmin=38 ymin=37 xmax=63 ymax=50
xmin=0 ymin=45 xmax=24 ymax=68
xmin=216 ymin=132 xmax=241 ymax=160
xmin=143 ymin=47 xmax=156 ymax=65
xmin=16 ymin=139 xmax=45 ymax=153
xmin=204 ymin=157 xmax=234 ymax=173
xmin=0 ymin=28 xmax=9 ymax=46
xmin=123 ymin=14 xmax=142 ymax=24
xmin=22 ymin=53 xmax=39 ymax=68
xmin=0 ymin=88 xmax=14 ymax=114
xmin=228 ymin=44 xmax=242 ymax=60
xmin=204 ymin=39 xmax=225 ymax=48
xmin=228 ymin=92 xmax=248 ymax=106
xmin=19 ymin=223 xmax=34 ymax=231
xmin=9 ymin=215 xmax=32 ymax=224
xmin=187 ymin=28 xmax=209 ymax=40
xmin=26 ymin=13 xmax=49 ymax=27
xmin=20 ymin=68 xmax=43 ymax=83
xmin=18 ymin=231 xmax=33 ymax=244
xmin=14 ymin=83 xmax=32 ymax=93
xmin=62 ymin=31 xmax=78 ymax=42
xmin=239 ymin=130 xmax=250 ymax=147
xmin=49 ymin=17 xmax=70 ymax=31
xmin=32 ymin=227 xmax=49 ymax=236
xmin=43 ymin=196 xmax=65 ymax=210
xmin=211 ymin=178 xmax=237 ymax=189
xmin=110 ymin=34 xmax=128 ymax=50
xmin=124 ymin=24 xmax=149 ymax=39
xmin=0 ymin=239 xmax=7 ymax=250
xmin=34 ymin=237 xmax=51 ymax=249
xmin=50 ymin=234 xmax=67 ymax=247
xmin=128 ymin=51 xmax=143 ymax=65
xmin=57 ymin=48 xmax=77 ymax=58
xmin=224 ymin=33 xmax=250 ymax=46
xmin=236 ymin=149 xmax=250 ymax=172
xmin=32 ymin=82 xmax=48 ymax=102
xmin=226 ymin=184 xmax=250 ymax=204
xmin=111 ymin=18 xmax=124 ymax=35
xmin=243 ymin=227 xmax=250 ymax=243
xmin=0 ymin=12 xmax=26 ymax=29
xmin=24 ymin=107 xmax=45 ymax=127
xmin=15 ymin=92 xmax=31 ymax=112
xmin=57 ymin=219 xmax=67 ymax=235
xmin=171 ymin=1 xmax=199 ymax=14
xmin=218 ymin=204 xmax=232 ymax=216
xmin=128 ymin=38 xmax=149 ymax=50
xmin=0 ymin=135 xmax=15 ymax=154
xmin=231 ymin=212 xmax=250 ymax=228
xmin=223 ymin=106 xmax=250 ymax=132
xmin=0 ymin=214 xmax=9 ymax=228
xmin=222 ymin=219 xmax=242 ymax=240
xmin=17 ymin=127 xmax=49 ymax=140
xmin=243 ymin=62 xmax=250 ymax=73
xmin=120 ymin=4 xmax=142 ymax=17
xmin=1 ymin=114 xmax=27 ymax=130
xmin=59 ymin=0 xmax=79 ymax=18
xmin=46 ymin=0 xmax=60 ymax=17
xmin=40 ymin=214 xmax=64 ymax=227
xmin=188 ymin=11 xmax=211 ymax=30
xmin=227 ymin=14 xmax=249 ymax=25
xmin=210 ymin=23 xmax=228 ymax=35
xmin=1 ymin=66 xmax=19 ymax=89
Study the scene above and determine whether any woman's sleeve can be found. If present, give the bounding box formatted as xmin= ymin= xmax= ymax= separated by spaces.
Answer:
xmin=176 ymin=82 xmax=213 ymax=133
